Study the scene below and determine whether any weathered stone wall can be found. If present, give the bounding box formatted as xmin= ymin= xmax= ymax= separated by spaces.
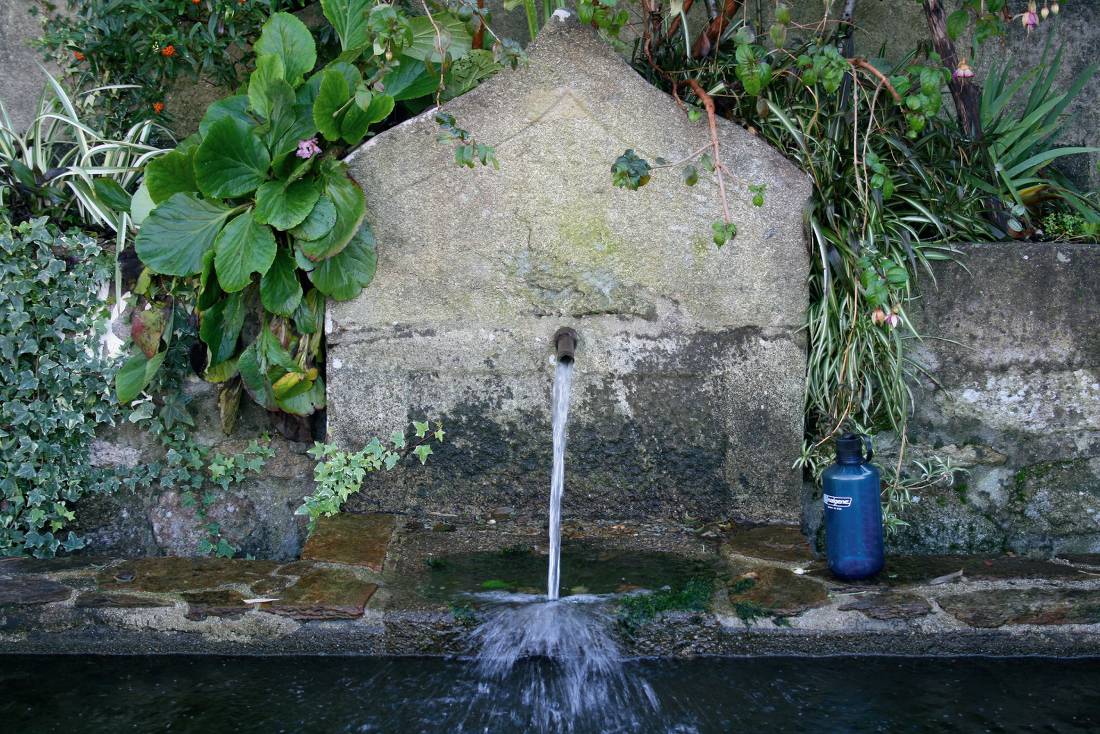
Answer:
xmin=75 ymin=379 xmax=315 ymax=560
xmin=330 ymin=17 xmax=812 ymax=525
xmin=0 ymin=0 xmax=59 ymax=131
xmin=888 ymin=242 xmax=1100 ymax=554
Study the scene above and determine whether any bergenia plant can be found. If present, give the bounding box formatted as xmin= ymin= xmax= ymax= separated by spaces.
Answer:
xmin=120 ymin=4 xmax=477 ymax=418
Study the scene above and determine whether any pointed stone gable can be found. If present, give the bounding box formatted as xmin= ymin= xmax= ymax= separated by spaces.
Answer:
xmin=328 ymin=15 xmax=811 ymax=524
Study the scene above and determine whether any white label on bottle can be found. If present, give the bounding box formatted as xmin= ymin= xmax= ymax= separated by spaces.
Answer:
xmin=824 ymin=494 xmax=853 ymax=510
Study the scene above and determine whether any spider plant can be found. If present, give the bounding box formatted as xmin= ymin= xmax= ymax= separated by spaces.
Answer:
xmin=0 ymin=68 xmax=170 ymax=299
xmin=978 ymin=33 xmax=1100 ymax=229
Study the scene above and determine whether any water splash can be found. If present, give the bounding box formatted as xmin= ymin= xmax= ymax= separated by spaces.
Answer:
xmin=466 ymin=593 xmax=658 ymax=733
xmin=547 ymin=359 xmax=573 ymax=600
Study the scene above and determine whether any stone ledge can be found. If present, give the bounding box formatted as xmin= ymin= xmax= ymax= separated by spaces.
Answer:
xmin=3 ymin=524 xmax=1100 ymax=657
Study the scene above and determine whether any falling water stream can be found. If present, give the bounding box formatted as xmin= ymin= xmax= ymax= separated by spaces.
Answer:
xmin=458 ymin=352 xmax=663 ymax=732
xmin=546 ymin=359 xmax=573 ymax=600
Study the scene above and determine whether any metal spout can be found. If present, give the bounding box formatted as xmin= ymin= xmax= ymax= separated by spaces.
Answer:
xmin=553 ymin=327 xmax=578 ymax=364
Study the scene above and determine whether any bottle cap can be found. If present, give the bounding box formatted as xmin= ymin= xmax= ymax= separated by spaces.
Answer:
xmin=835 ymin=433 xmax=866 ymax=463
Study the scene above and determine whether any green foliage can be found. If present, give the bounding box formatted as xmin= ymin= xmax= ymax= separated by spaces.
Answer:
xmin=35 ymin=0 xmax=310 ymax=135
xmin=0 ymin=218 xmax=120 ymax=557
xmin=435 ymin=112 xmax=499 ymax=168
xmin=977 ymin=35 xmax=1100 ymax=231
xmin=610 ymin=149 xmax=651 ymax=190
xmin=297 ymin=421 xmax=444 ymax=530
xmin=1042 ymin=210 xmax=1100 ymax=241
xmin=615 ymin=578 xmax=713 ymax=634
xmin=0 ymin=71 xmax=167 ymax=294
xmin=128 ymin=7 xmax=486 ymax=420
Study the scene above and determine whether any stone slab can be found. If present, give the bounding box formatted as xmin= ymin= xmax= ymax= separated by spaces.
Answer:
xmin=96 ymin=557 xmax=280 ymax=593
xmin=260 ymin=567 xmax=378 ymax=620
xmin=332 ymin=16 xmax=810 ymax=525
xmin=0 ymin=576 xmax=71 ymax=605
xmin=301 ymin=513 xmax=395 ymax=571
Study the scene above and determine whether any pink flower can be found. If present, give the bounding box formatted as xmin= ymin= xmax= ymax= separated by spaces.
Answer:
xmin=885 ymin=313 xmax=900 ymax=329
xmin=296 ymin=137 xmax=321 ymax=159
xmin=953 ymin=59 xmax=975 ymax=81
xmin=1021 ymin=3 xmax=1040 ymax=32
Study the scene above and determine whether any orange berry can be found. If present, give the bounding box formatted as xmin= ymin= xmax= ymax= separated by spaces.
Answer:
xmin=152 ymin=102 xmax=165 ymax=114
xmin=73 ymin=50 xmax=85 ymax=61
xmin=161 ymin=44 xmax=176 ymax=58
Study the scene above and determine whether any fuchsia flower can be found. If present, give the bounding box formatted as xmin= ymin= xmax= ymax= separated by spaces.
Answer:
xmin=1021 ymin=2 xmax=1040 ymax=32
xmin=954 ymin=59 xmax=975 ymax=81
xmin=296 ymin=137 xmax=321 ymax=159
xmin=885 ymin=313 xmax=900 ymax=329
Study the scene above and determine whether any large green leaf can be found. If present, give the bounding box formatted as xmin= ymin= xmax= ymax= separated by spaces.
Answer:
xmin=195 ymin=117 xmax=271 ymax=199
xmin=298 ymin=161 xmax=365 ymax=260
xmin=237 ymin=341 xmax=278 ymax=411
xmin=248 ymin=53 xmax=286 ymax=120
xmin=198 ymin=249 xmax=223 ymax=311
xmin=320 ymin=0 xmax=372 ymax=52
xmin=290 ymin=195 xmax=337 ymax=241
xmin=312 ymin=67 xmax=353 ymax=141
xmin=383 ymin=57 xmax=439 ymax=101
xmin=342 ymin=92 xmax=395 ymax=144
xmin=199 ymin=95 xmax=252 ymax=137
xmin=406 ymin=14 xmax=472 ymax=63
xmin=309 ymin=222 xmax=377 ymax=300
xmin=135 ymin=193 xmax=237 ymax=276
xmin=214 ymin=209 xmax=278 ymax=292
xmin=200 ymin=291 xmax=246 ymax=365
xmin=255 ymin=179 xmax=321 ymax=231
xmin=264 ymin=81 xmax=317 ymax=160
xmin=260 ymin=247 xmax=304 ymax=317
xmin=144 ymin=148 xmax=197 ymax=204
xmin=116 ymin=351 xmax=166 ymax=403
xmin=254 ymin=11 xmax=317 ymax=86
xmin=277 ymin=374 xmax=326 ymax=415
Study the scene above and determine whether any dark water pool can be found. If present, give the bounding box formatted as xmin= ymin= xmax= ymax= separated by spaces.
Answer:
xmin=3 ymin=655 xmax=1099 ymax=733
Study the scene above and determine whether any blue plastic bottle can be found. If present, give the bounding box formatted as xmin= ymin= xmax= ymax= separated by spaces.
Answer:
xmin=823 ymin=433 xmax=884 ymax=580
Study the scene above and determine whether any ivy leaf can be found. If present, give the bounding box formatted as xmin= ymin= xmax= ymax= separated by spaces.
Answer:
xmin=308 ymin=222 xmax=376 ymax=300
xmin=297 ymin=161 xmax=365 ymax=260
xmin=321 ymin=0 xmax=372 ymax=52
xmin=313 ymin=67 xmax=353 ymax=141
xmin=195 ymin=117 xmax=271 ymax=199
xmin=390 ymin=430 xmax=406 ymax=449
xmin=290 ymin=195 xmax=337 ymax=242
xmin=260 ymin=248 xmax=304 ymax=317
xmin=200 ymin=291 xmax=246 ymax=366
xmin=198 ymin=94 xmax=252 ymax=137
xmin=413 ymin=444 xmax=434 ymax=465
xmin=248 ymin=53 xmax=286 ymax=120
xmin=254 ymin=11 xmax=317 ymax=86
xmin=135 ymin=193 xmax=236 ymax=276
xmin=116 ymin=351 xmax=166 ymax=403
xmin=611 ymin=149 xmax=651 ymax=190
xmin=413 ymin=420 xmax=429 ymax=438
xmin=144 ymin=148 xmax=198 ymax=204
xmin=255 ymin=179 xmax=321 ymax=231
xmin=214 ymin=209 xmax=277 ymax=292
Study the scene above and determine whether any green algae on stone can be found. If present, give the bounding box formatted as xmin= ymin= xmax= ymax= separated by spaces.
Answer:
xmin=301 ymin=513 xmax=395 ymax=571
xmin=727 ymin=566 xmax=828 ymax=617
xmin=722 ymin=525 xmax=813 ymax=563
